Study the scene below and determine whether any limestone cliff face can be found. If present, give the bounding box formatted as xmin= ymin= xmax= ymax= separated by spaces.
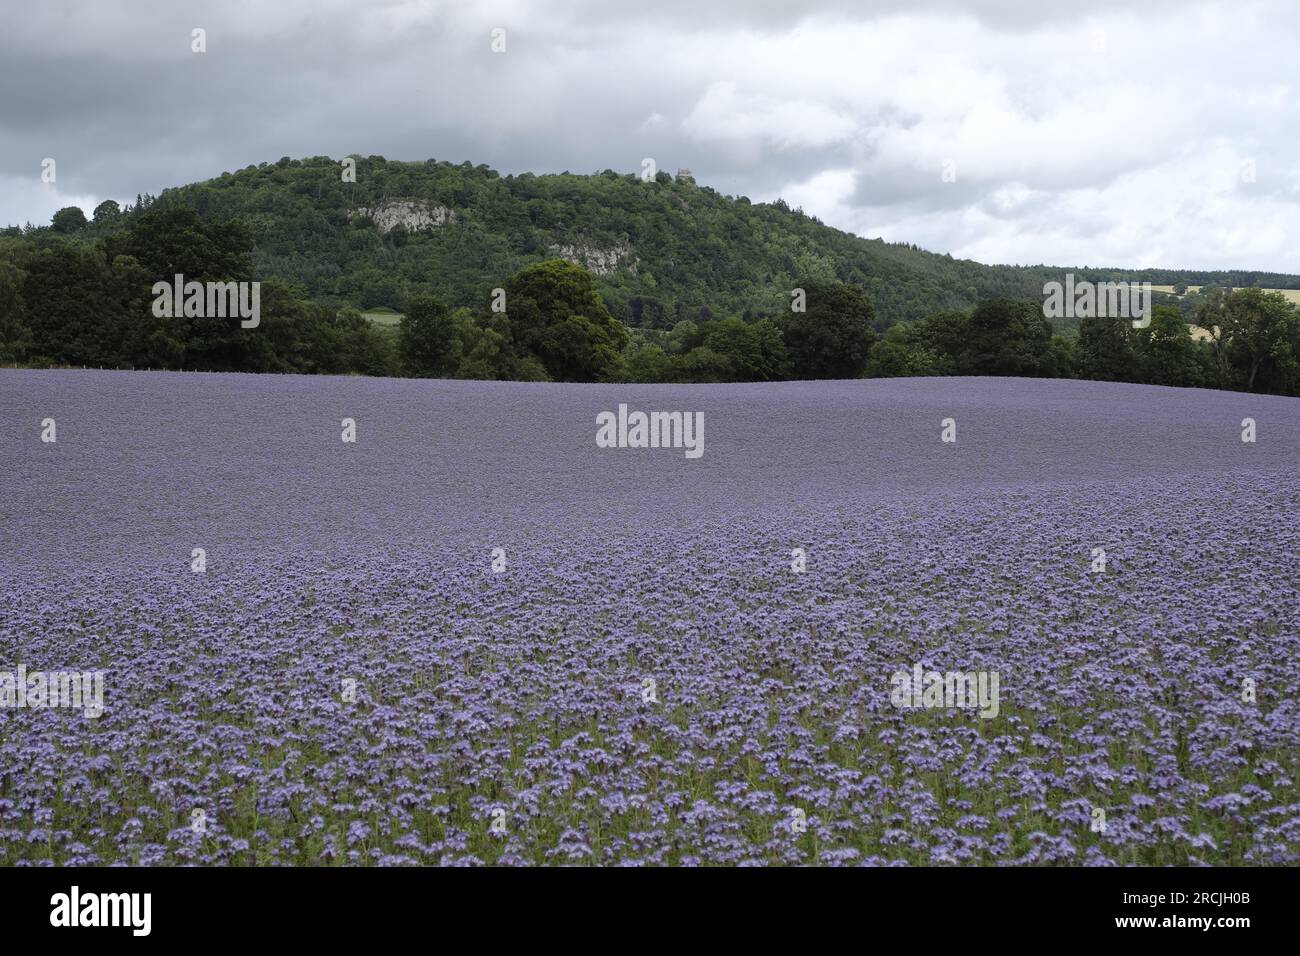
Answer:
xmin=545 ymin=240 xmax=639 ymax=276
xmin=350 ymin=199 xmax=455 ymax=234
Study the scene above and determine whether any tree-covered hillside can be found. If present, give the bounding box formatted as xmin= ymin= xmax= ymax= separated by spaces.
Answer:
xmin=21 ymin=155 xmax=1295 ymax=329
xmin=139 ymin=155 xmax=1046 ymax=325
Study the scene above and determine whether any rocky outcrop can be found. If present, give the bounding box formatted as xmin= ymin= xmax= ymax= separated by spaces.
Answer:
xmin=350 ymin=199 xmax=455 ymax=234
xmin=546 ymin=240 xmax=638 ymax=276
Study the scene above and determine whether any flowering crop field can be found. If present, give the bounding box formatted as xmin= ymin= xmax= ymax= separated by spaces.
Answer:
xmin=2 ymin=369 xmax=1299 ymax=866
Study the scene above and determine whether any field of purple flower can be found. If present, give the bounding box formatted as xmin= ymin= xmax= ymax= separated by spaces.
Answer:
xmin=2 ymin=369 xmax=1299 ymax=865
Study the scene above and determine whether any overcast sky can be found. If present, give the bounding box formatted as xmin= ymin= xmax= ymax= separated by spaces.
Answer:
xmin=3 ymin=0 xmax=1298 ymax=271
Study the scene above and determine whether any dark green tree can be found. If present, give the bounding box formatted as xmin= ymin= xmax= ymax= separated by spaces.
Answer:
xmin=864 ymin=322 xmax=953 ymax=377
xmin=50 ymin=206 xmax=88 ymax=233
xmin=1220 ymin=288 xmax=1299 ymax=391
xmin=780 ymin=280 xmax=876 ymax=379
xmin=105 ymin=206 xmax=259 ymax=370
xmin=501 ymin=259 xmax=627 ymax=381
xmin=1077 ymin=314 xmax=1138 ymax=382
xmin=22 ymin=246 xmax=125 ymax=365
xmin=106 ymin=206 xmax=254 ymax=283
xmin=1134 ymin=305 xmax=1201 ymax=387
xmin=398 ymin=293 xmax=457 ymax=376
xmin=92 ymin=200 xmax=122 ymax=224
xmin=0 ymin=260 xmax=32 ymax=363
xmin=701 ymin=317 xmax=787 ymax=381
xmin=961 ymin=298 xmax=1056 ymax=376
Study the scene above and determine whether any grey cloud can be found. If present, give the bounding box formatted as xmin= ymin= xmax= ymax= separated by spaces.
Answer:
xmin=2 ymin=0 xmax=1298 ymax=270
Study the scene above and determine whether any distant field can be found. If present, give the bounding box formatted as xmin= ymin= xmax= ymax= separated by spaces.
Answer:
xmin=1152 ymin=285 xmax=1300 ymax=305
xmin=361 ymin=307 xmax=404 ymax=327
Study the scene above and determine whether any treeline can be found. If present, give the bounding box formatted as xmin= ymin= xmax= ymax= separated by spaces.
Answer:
xmin=866 ymin=292 xmax=1300 ymax=394
xmin=396 ymin=268 xmax=879 ymax=384
xmin=395 ymin=264 xmax=1300 ymax=395
xmin=3 ymin=201 xmax=1300 ymax=396
xmin=0 ymin=207 xmax=395 ymax=375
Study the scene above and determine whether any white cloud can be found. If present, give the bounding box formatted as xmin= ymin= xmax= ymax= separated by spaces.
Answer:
xmin=0 ymin=176 xmax=104 ymax=230
xmin=779 ymin=168 xmax=857 ymax=220
xmin=682 ymin=82 xmax=857 ymax=152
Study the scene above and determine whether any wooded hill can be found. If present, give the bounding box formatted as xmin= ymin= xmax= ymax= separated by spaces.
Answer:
xmin=15 ymin=155 xmax=1298 ymax=329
